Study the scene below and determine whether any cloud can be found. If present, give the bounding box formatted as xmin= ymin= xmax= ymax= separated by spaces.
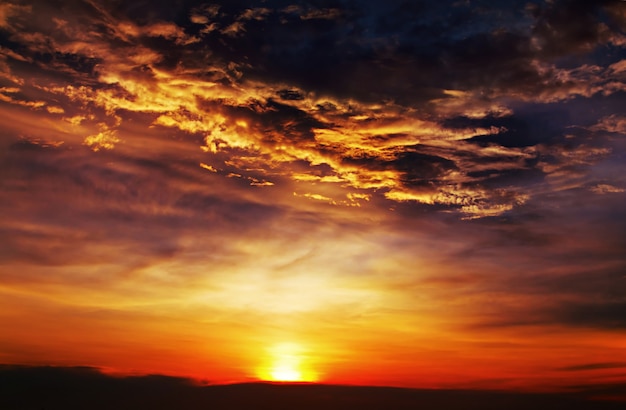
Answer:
xmin=83 ymin=127 xmax=120 ymax=151
xmin=0 ymin=2 xmax=30 ymax=28
xmin=140 ymin=22 xmax=199 ymax=45
xmin=592 ymin=114 xmax=626 ymax=134
xmin=529 ymin=0 xmax=620 ymax=56
xmin=1 ymin=0 xmax=623 ymax=219
xmin=280 ymin=5 xmax=342 ymax=20
xmin=590 ymin=183 xmax=625 ymax=194
xmin=558 ymin=362 xmax=626 ymax=372
xmin=238 ymin=8 xmax=271 ymax=21
xmin=221 ymin=21 xmax=246 ymax=37
xmin=556 ymin=301 xmax=626 ymax=329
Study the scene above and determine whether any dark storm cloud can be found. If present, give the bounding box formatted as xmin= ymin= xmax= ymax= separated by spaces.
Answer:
xmin=3 ymin=0 xmax=624 ymax=102
xmin=341 ymin=149 xmax=458 ymax=187
xmin=256 ymin=99 xmax=328 ymax=142
xmin=222 ymin=97 xmax=329 ymax=143
xmin=1 ymin=0 xmax=623 ymax=210
xmin=448 ymin=112 xmax=557 ymax=148
xmin=530 ymin=0 xmax=621 ymax=57
xmin=129 ymin=1 xmax=493 ymax=104
xmin=170 ymin=0 xmax=623 ymax=105
xmin=277 ymin=89 xmax=305 ymax=101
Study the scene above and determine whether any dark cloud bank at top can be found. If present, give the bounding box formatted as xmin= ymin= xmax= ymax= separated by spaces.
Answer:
xmin=1 ymin=0 xmax=624 ymax=217
xmin=1 ymin=0 xmax=625 ymax=298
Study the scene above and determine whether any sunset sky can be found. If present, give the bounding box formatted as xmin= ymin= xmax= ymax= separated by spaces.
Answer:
xmin=1 ymin=0 xmax=626 ymax=395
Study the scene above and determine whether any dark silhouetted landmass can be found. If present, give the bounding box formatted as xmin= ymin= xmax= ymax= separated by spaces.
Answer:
xmin=1 ymin=365 xmax=625 ymax=410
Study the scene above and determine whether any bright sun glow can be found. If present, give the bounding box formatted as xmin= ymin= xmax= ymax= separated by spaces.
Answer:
xmin=257 ymin=342 xmax=319 ymax=382
xmin=270 ymin=363 xmax=302 ymax=381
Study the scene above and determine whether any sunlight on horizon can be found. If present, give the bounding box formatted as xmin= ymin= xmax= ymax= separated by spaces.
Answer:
xmin=256 ymin=342 xmax=319 ymax=382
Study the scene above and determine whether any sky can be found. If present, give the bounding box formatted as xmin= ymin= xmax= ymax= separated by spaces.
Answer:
xmin=1 ymin=0 xmax=626 ymax=395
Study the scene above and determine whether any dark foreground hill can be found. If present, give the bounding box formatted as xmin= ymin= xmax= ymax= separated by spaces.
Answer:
xmin=1 ymin=365 xmax=624 ymax=410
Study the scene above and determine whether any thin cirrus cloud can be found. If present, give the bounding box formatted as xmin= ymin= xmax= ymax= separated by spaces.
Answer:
xmin=0 ymin=0 xmax=625 ymax=393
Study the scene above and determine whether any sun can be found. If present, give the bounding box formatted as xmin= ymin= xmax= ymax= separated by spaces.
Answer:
xmin=257 ymin=342 xmax=319 ymax=382
xmin=270 ymin=363 xmax=302 ymax=382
